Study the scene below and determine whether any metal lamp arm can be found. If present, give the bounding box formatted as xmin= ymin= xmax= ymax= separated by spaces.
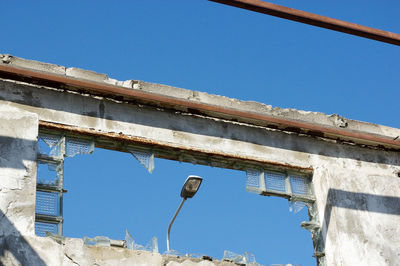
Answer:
xmin=167 ymin=198 xmax=186 ymax=251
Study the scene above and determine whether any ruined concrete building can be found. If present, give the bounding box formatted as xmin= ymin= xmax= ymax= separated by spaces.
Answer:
xmin=0 ymin=54 xmax=399 ymax=265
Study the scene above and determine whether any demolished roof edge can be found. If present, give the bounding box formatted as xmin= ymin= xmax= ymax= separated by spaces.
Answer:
xmin=1 ymin=53 xmax=399 ymax=150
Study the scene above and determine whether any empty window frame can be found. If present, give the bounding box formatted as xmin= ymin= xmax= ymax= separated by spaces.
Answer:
xmin=34 ymin=130 xmax=322 ymax=263
xmin=35 ymin=134 xmax=65 ymax=236
xmin=35 ymin=133 xmax=94 ymax=236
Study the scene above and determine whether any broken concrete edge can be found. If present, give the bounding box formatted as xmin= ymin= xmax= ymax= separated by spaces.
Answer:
xmin=1 ymin=53 xmax=399 ymax=147
xmin=39 ymin=234 xmax=247 ymax=266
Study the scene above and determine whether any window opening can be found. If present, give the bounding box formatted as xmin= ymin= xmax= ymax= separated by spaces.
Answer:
xmin=36 ymin=131 xmax=321 ymax=265
xmin=35 ymin=133 xmax=94 ymax=236
xmin=245 ymin=169 xmax=323 ymax=263
xmin=35 ymin=134 xmax=64 ymax=236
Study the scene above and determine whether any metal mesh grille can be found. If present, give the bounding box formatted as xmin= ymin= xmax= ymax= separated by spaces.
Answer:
xmin=38 ymin=134 xmax=62 ymax=157
xmin=264 ymin=171 xmax=286 ymax=193
xmin=290 ymin=175 xmax=310 ymax=195
xmin=35 ymin=191 xmax=59 ymax=216
xmin=246 ymin=170 xmax=260 ymax=190
xmin=66 ymin=138 xmax=94 ymax=157
xmin=129 ymin=148 xmax=154 ymax=174
xmin=40 ymin=134 xmax=59 ymax=148
xmin=35 ymin=222 xmax=58 ymax=237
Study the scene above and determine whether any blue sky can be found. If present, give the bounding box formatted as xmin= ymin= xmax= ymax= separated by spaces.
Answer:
xmin=3 ymin=1 xmax=400 ymax=265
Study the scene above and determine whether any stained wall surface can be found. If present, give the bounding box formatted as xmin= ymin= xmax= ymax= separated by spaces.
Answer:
xmin=0 ymin=56 xmax=400 ymax=265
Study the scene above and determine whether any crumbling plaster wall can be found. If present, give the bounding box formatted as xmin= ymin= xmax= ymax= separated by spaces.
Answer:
xmin=0 ymin=70 xmax=400 ymax=265
xmin=0 ymin=106 xmax=237 ymax=266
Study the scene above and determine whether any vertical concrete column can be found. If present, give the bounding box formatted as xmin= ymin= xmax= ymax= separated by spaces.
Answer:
xmin=0 ymin=104 xmax=42 ymax=264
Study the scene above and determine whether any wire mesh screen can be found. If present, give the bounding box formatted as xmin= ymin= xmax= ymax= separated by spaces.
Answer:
xmin=35 ymin=191 xmax=59 ymax=216
xmin=264 ymin=171 xmax=287 ymax=193
xmin=66 ymin=138 xmax=94 ymax=157
xmin=245 ymin=167 xmax=313 ymax=202
xmin=38 ymin=134 xmax=62 ymax=157
xmin=35 ymin=221 xmax=58 ymax=237
xmin=289 ymin=175 xmax=310 ymax=195
xmin=129 ymin=148 xmax=154 ymax=174
xmin=246 ymin=170 xmax=261 ymax=192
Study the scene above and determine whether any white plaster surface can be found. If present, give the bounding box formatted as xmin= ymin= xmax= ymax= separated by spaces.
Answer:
xmin=0 ymin=105 xmax=40 ymax=265
xmin=0 ymin=105 xmax=38 ymax=236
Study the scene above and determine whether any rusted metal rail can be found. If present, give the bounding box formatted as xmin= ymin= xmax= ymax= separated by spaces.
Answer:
xmin=209 ymin=0 xmax=400 ymax=46
xmin=1 ymin=64 xmax=400 ymax=149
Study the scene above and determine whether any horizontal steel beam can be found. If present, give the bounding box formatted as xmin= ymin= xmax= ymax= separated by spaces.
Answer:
xmin=209 ymin=0 xmax=400 ymax=46
xmin=1 ymin=64 xmax=399 ymax=150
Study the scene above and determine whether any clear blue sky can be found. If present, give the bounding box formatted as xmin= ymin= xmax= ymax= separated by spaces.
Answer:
xmin=2 ymin=1 xmax=400 ymax=265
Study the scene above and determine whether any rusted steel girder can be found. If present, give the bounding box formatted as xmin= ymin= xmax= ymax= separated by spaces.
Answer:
xmin=1 ymin=64 xmax=400 ymax=150
xmin=209 ymin=0 xmax=400 ymax=46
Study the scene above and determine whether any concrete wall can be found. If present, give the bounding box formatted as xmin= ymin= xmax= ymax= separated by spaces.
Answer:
xmin=1 ymin=62 xmax=400 ymax=265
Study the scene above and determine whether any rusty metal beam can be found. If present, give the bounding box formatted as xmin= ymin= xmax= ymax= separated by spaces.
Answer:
xmin=209 ymin=0 xmax=400 ymax=46
xmin=1 ymin=64 xmax=400 ymax=150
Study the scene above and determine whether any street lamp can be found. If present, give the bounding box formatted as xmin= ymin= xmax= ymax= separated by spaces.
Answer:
xmin=166 ymin=175 xmax=203 ymax=252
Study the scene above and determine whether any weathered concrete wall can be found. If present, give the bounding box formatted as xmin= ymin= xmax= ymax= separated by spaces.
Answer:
xmin=0 ymin=104 xmax=42 ymax=265
xmin=0 ymin=105 xmax=237 ymax=266
xmin=0 ymin=56 xmax=400 ymax=265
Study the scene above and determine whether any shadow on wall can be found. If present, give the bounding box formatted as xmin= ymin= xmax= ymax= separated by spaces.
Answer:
xmin=0 ymin=136 xmax=36 ymax=170
xmin=0 ymin=209 xmax=46 ymax=266
xmin=322 ymin=188 xmax=400 ymax=254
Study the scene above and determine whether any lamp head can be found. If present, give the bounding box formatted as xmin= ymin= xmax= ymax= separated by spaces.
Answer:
xmin=180 ymin=175 xmax=202 ymax=199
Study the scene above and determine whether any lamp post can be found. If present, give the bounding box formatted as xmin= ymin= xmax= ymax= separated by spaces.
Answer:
xmin=166 ymin=175 xmax=203 ymax=252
